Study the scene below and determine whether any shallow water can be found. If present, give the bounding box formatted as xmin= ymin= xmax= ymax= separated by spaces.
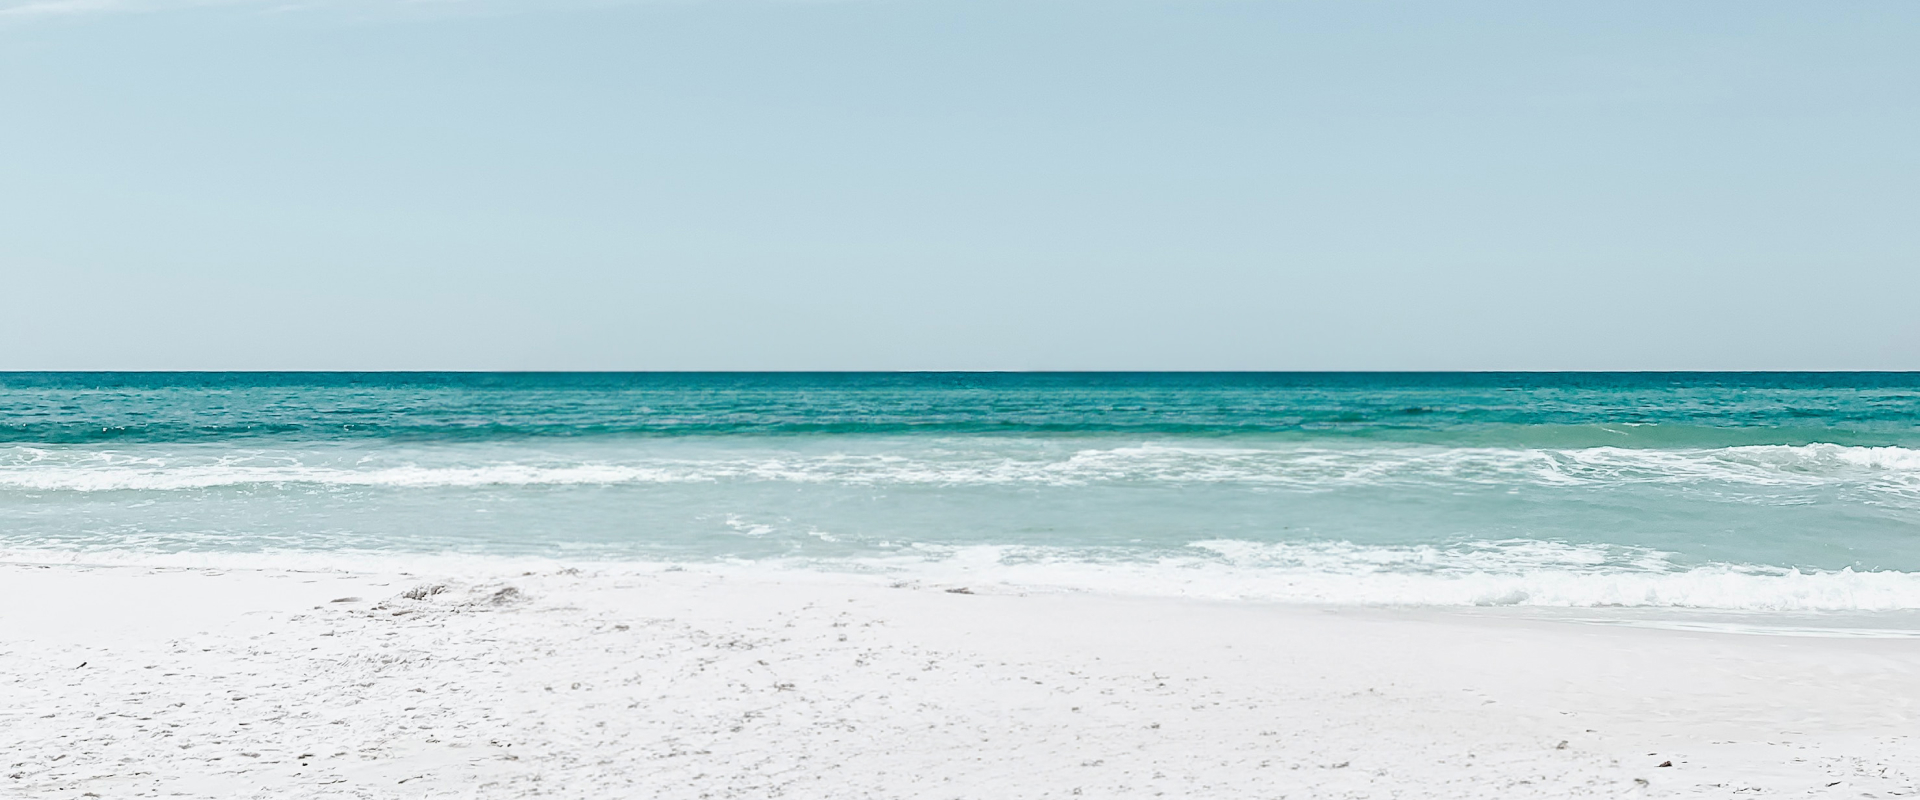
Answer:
xmin=4 ymin=372 xmax=1918 ymax=610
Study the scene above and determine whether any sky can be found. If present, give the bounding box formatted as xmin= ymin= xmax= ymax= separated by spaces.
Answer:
xmin=1 ymin=0 xmax=1916 ymax=371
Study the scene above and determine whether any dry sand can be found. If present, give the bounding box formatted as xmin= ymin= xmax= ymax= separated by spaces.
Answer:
xmin=2 ymin=561 xmax=1916 ymax=798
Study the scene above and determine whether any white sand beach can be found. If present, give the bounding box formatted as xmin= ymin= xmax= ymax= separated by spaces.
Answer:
xmin=3 ymin=562 xmax=1916 ymax=798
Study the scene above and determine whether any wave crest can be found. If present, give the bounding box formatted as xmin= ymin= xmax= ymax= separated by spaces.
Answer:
xmin=2 ymin=443 xmax=1917 ymax=496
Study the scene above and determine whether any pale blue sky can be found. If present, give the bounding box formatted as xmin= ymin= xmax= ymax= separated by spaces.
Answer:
xmin=3 ymin=0 xmax=1916 ymax=370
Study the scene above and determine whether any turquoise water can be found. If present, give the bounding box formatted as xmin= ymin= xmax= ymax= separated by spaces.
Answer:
xmin=4 ymin=372 xmax=1919 ymax=609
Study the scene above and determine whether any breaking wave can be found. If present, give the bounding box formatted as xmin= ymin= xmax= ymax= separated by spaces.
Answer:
xmin=3 ymin=443 xmax=1918 ymax=496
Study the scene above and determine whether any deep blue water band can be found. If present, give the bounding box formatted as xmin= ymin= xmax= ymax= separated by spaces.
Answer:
xmin=4 ymin=372 xmax=1917 ymax=446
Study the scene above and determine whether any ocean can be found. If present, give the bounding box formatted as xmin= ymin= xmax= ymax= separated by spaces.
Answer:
xmin=4 ymin=372 xmax=1918 ymax=612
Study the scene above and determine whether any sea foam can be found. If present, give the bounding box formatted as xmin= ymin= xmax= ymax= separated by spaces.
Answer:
xmin=3 ymin=443 xmax=1918 ymax=496
xmin=8 ymin=538 xmax=1920 ymax=612
xmin=845 ymin=540 xmax=1920 ymax=611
